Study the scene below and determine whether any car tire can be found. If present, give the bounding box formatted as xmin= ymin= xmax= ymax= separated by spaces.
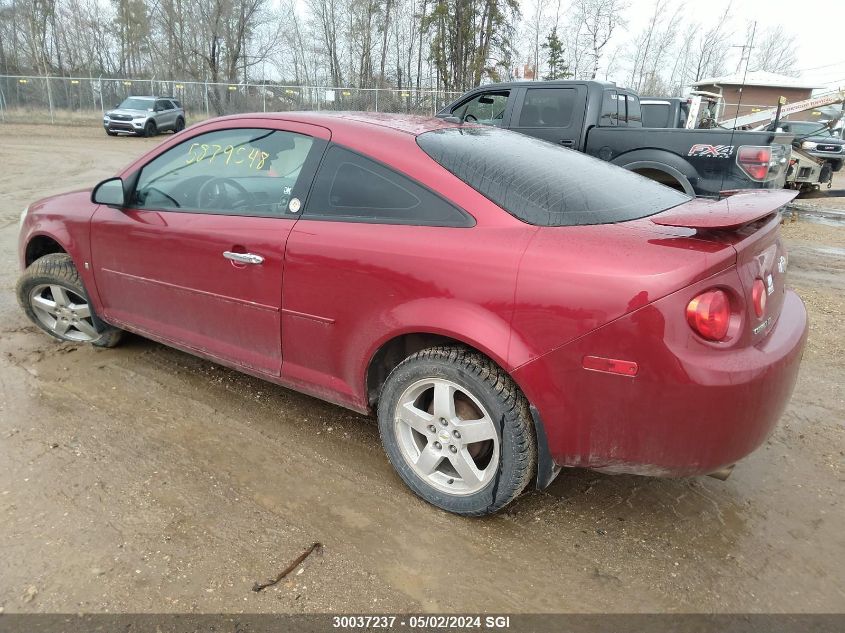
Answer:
xmin=16 ymin=253 xmax=123 ymax=348
xmin=174 ymin=117 xmax=185 ymax=133
xmin=143 ymin=121 xmax=157 ymax=137
xmin=377 ymin=346 xmax=536 ymax=516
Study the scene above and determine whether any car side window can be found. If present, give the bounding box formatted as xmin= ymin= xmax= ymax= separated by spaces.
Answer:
xmin=131 ymin=128 xmax=315 ymax=217
xmin=453 ymin=91 xmax=510 ymax=126
xmin=154 ymin=99 xmax=169 ymax=112
xmin=303 ymin=145 xmax=472 ymax=226
xmin=517 ymin=88 xmax=575 ymax=128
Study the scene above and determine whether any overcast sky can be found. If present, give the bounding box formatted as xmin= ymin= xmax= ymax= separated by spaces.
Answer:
xmin=611 ymin=0 xmax=845 ymax=89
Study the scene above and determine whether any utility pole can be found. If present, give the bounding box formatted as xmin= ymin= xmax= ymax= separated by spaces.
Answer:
xmin=732 ymin=21 xmax=757 ymax=75
xmin=729 ymin=21 xmax=757 ymax=126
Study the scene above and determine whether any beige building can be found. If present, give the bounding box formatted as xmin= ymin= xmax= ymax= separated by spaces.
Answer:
xmin=692 ymin=71 xmax=819 ymax=122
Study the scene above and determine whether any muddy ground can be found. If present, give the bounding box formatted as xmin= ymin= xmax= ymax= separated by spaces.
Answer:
xmin=0 ymin=124 xmax=843 ymax=614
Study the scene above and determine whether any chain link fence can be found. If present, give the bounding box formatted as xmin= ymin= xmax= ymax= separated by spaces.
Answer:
xmin=0 ymin=75 xmax=463 ymax=125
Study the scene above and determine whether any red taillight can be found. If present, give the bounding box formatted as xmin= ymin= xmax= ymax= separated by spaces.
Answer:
xmin=751 ymin=278 xmax=767 ymax=317
xmin=737 ymin=145 xmax=772 ymax=181
xmin=686 ymin=289 xmax=731 ymax=341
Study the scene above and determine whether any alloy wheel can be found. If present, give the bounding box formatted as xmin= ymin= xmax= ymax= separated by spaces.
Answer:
xmin=28 ymin=284 xmax=99 ymax=342
xmin=394 ymin=377 xmax=499 ymax=495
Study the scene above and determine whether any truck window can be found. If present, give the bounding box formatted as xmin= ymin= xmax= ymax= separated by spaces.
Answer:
xmin=453 ymin=91 xmax=510 ymax=127
xmin=417 ymin=126 xmax=689 ymax=227
xmin=625 ymin=95 xmax=642 ymax=127
xmin=642 ymin=103 xmax=670 ymax=128
xmin=600 ymin=91 xmax=620 ymax=126
xmin=517 ymin=88 xmax=576 ymax=128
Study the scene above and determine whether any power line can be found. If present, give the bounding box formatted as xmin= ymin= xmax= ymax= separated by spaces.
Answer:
xmin=794 ymin=59 xmax=845 ymax=73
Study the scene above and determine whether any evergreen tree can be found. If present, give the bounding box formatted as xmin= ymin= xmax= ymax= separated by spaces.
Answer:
xmin=542 ymin=28 xmax=570 ymax=80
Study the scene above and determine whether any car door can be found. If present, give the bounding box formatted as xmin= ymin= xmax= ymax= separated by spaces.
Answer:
xmin=89 ymin=122 xmax=329 ymax=376
xmin=155 ymin=99 xmax=175 ymax=129
xmin=508 ymin=85 xmax=587 ymax=148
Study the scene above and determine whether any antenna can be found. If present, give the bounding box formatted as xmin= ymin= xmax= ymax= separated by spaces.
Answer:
xmin=721 ymin=20 xmax=757 ymax=196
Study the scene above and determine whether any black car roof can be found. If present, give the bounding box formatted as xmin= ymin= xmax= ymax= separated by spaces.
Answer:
xmin=464 ymin=79 xmax=617 ymax=91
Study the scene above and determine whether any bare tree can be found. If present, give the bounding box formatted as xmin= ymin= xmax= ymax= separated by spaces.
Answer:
xmin=750 ymin=25 xmax=799 ymax=76
xmin=524 ymin=0 xmax=544 ymax=79
xmin=425 ymin=0 xmax=519 ymax=92
xmin=573 ymin=0 xmax=627 ymax=80
xmin=625 ymin=0 xmax=681 ymax=93
xmin=687 ymin=5 xmax=733 ymax=83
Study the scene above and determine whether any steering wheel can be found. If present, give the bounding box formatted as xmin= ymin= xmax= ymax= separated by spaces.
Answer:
xmin=197 ymin=177 xmax=253 ymax=211
xmin=463 ymin=114 xmax=478 ymax=123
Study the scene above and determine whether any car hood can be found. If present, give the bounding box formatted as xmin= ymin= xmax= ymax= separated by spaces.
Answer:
xmin=107 ymin=108 xmax=151 ymax=117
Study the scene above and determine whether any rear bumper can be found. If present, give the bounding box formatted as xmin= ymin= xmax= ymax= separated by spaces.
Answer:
xmin=513 ymin=289 xmax=808 ymax=477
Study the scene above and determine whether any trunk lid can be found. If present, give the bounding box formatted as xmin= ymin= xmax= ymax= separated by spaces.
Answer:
xmin=652 ymin=190 xmax=797 ymax=342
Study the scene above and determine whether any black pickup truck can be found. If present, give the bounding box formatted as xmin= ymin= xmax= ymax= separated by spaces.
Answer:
xmin=438 ymin=81 xmax=792 ymax=197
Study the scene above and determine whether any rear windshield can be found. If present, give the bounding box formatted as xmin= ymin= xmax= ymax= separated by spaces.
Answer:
xmin=416 ymin=127 xmax=690 ymax=226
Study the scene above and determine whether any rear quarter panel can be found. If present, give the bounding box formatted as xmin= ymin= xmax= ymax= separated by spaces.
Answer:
xmin=513 ymin=272 xmax=807 ymax=476
xmin=510 ymin=221 xmax=738 ymax=361
xmin=281 ymin=221 xmax=538 ymax=410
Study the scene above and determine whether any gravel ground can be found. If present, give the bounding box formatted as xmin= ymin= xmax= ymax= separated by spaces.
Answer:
xmin=0 ymin=123 xmax=843 ymax=614
xmin=790 ymin=169 xmax=845 ymax=231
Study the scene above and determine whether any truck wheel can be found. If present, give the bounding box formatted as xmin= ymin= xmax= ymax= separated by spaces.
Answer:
xmin=16 ymin=254 xmax=123 ymax=348
xmin=378 ymin=346 xmax=536 ymax=516
xmin=632 ymin=167 xmax=690 ymax=193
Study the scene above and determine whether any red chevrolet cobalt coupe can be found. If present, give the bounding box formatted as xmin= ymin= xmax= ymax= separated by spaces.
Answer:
xmin=17 ymin=113 xmax=807 ymax=515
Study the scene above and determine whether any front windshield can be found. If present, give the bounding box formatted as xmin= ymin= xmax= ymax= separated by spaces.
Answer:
xmin=118 ymin=98 xmax=154 ymax=111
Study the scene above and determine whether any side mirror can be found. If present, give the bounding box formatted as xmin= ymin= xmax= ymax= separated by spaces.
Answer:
xmin=92 ymin=177 xmax=126 ymax=207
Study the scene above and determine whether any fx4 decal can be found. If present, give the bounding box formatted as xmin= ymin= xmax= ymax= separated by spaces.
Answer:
xmin=688 ymin=144 xmax=735 ymax=158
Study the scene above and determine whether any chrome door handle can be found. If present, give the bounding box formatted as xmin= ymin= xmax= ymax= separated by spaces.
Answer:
xmin=223 ymin=251 xmax=264 ymax=265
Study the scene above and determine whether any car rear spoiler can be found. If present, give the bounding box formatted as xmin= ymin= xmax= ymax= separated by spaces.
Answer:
xmin=651 ymin=190 xmax=799 ymax=231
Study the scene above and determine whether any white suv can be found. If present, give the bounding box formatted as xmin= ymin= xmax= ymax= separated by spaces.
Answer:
xmin=103 ymin=96 xmax=186 ymax=137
